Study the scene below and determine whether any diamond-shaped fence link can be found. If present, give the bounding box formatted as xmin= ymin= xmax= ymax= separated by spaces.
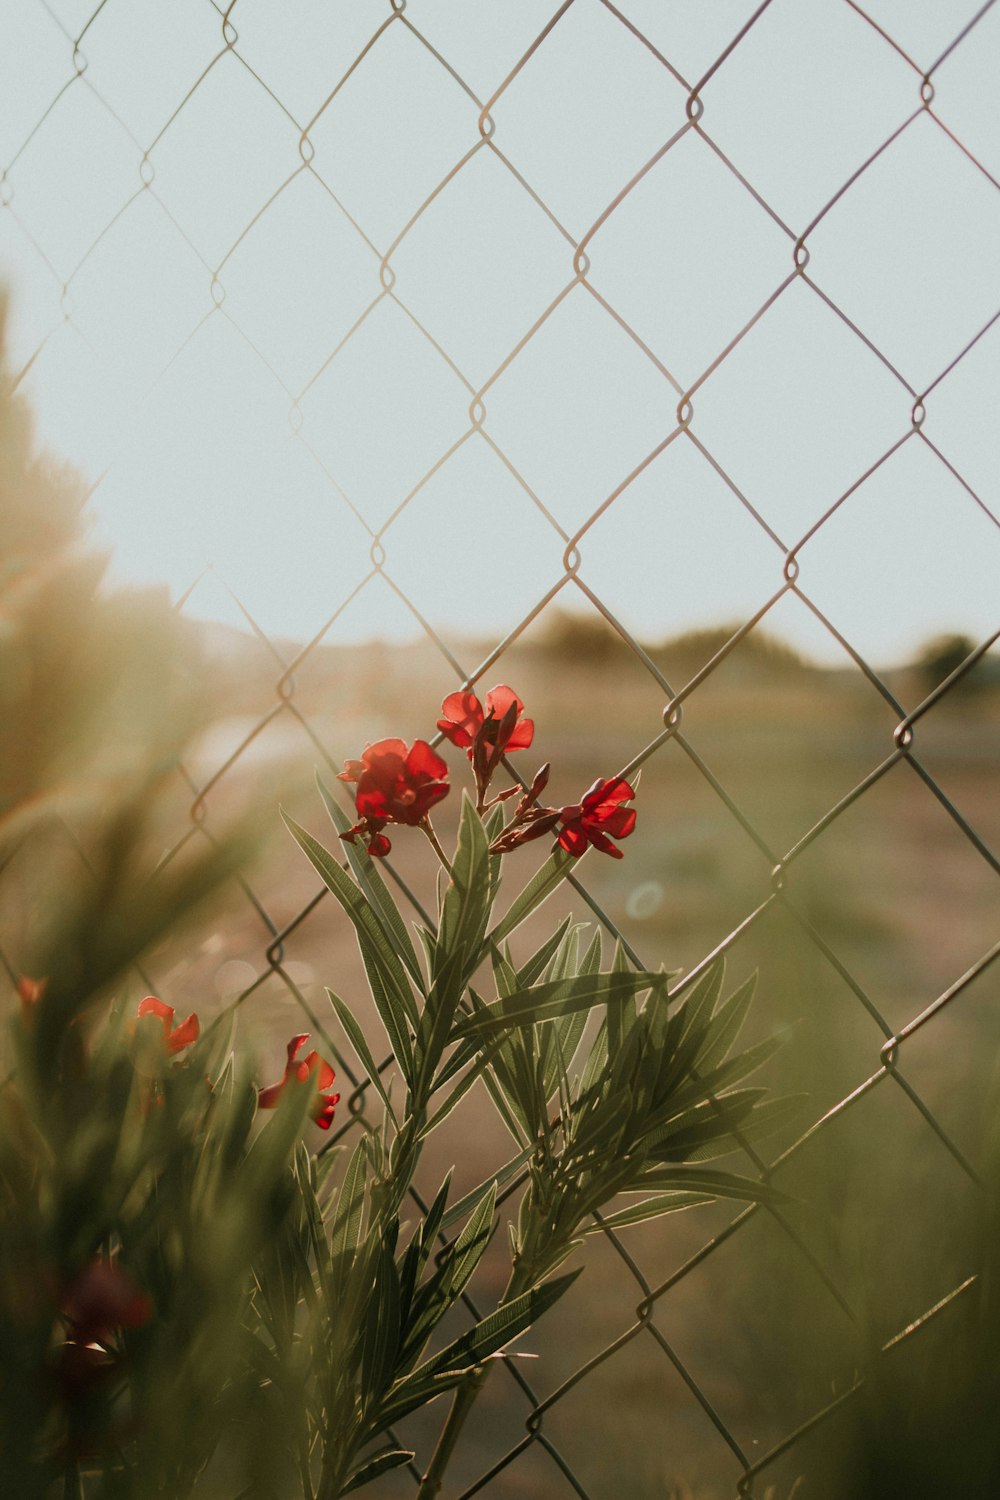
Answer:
xmin=2 ymin=1 xmax=1000 ymax=1495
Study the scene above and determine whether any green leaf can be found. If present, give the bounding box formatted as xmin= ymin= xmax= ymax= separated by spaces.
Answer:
xmin=316 ymin=774 xmax=426 ymax=993
xmin=439 ymin=1145 xmax=535 ymax=1232
xmin=564 ymin=1087 xmax=632 ymax=1168
xmin=666 ymin=1035 xmax=782 ymax=1119
xmin=330 ymin=1136 xmax=369 ymax=1261
xmin=421 ymin=1033 xmax=510 ymax=1136
xmin=366 ymin=1369 xmax=473 ymax=1435
xmin=650 ymin=1093 xmax=805 ymax=1163
xmin=445 ymin=1182 xmax=497 ymax=1297
xmin=398 ymin=1184 xmax=500 ymax=1371
xmin=579 ymin=1016 xmax=609 ymax=1098
xmin=515 ymin=916 xmax=574 ymax=989
xmin=378 ymin=1271 xmax=581 ymax=1430
xmin=365 ymin=954 xmax=415 ymax=1082
xmin=451 ymin=968 xmax=668 ymax=1042
xmin=578 ymin=928 xmax=603 ymax=978
xmin=293 ymin=1142 xmax=331 ymax=1280
xmin=584 ymin=1192 xmax=713 ymax=1233
xmin=607 ymin=940 xmax=635 ymax=1061
xmin=421 ymin=1270 xmax=581 ymax=1379
xmin=491 ymin=945 xmax=520 ymax=999
xmin=437 ymin=793 xmax=493 ymax=987
xmin=677 ymin=959 xmax=726 ymax=1046
xmin=694 ymin=973 xmax=757 ymax=1074
xmin=420 ymin=1169 xmax=454 ymax=1254
xmin=282 ymin=810 xmax=418 ymax=1043
xmin=634 ymin=1165 xmax=782 ymax=1204
xmin=415 ymin=944 xmax=471 ymax=1097
xmin=327 ymin=987 xmax=397 ymax=1124
xmin=362 ymin=1243 xmax=402 ymax=1402
xmin=342 ymin=1450 xmax=415 ymax=1493
xmin=489 ymin=846 xmax=577 ymax=945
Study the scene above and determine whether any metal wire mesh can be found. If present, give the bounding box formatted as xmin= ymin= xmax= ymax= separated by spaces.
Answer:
xmin=3 ymin=2 xmax=1000 ymax=1495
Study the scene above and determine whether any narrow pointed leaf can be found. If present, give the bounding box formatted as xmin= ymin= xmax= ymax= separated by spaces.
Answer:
xmin=283 ymin=811 xmax=418 ymax=1036
xmin=446 ymin=1182 xmax=497 ymax=1296
xmin=342 ymin=1450 xmax=415 ymax=1493
xmin=412 ymin=1271 xmax=580 ymax=1388
xmin=451 ymin=968 xmax=668 ymax=1042
xmin=489 ymin=846 xmax=577 ymax=945
xmin=695 ymin=973 xmax=758 ymax=1074
xmin=330 ymin=1136 xmax=369 ymax=1261
xmin=437 ymin=793 xmax=493 ymax=985
xmin=316 ymin=776 xmax=425 ymax=992
xmin=515 ymin=916 xmax=574 ymax=989
xmin=585 ymin=1192 xmax=713 ymax=1232
xmin=635 ymin=1165 xmax=783 ymax=1203
xmin=327 ymin=988 xmax=397 ymax=1123
xmin=440 ymin=1146 xmax=535 ymax=1232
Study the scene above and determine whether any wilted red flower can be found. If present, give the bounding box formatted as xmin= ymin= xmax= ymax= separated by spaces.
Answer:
xmin=557 ymin=777 xmax=636 ymax=860
xmin=136 ymin=996 xmax=199 ymax=1053
xmin=62 ymin=1258 xmax=153 ymax=1345
xmin=338 ymin=738 xmax=449 ymax=857
xmin=437 ymin=685 xmax=534 ymax=757
xmin=258 ymin=1034 xmax=340 ymax=1129
xmin=56 ymin=1259 xmax=152 ymax=1451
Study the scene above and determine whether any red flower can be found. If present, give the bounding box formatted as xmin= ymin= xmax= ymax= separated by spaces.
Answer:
xmin=338 ymin=738 xmax=449 ymax=856
xmin=136 ymin=996 xmax=199 ymax=1053
xmin=557 ymin=777 xmax=636 ymax=860
xmin=258 ymin=1034 xmax=340 ymax=1129
xmin=437 ymin=685 xmax=534 ymax=758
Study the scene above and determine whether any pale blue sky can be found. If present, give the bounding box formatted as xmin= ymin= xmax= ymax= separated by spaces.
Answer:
xmin=1 ymin=0 xmax=998 ymax=666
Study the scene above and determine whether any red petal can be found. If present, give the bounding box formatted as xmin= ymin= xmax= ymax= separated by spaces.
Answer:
xmin=337 ymin=759 xmax=367 ymax=783
xmin=587 ymin=829 xmax=625 ymax=858
xmin=296 ymin=1050 xmax=322 ymax=1083
xmin=257 ymin=1082 xmax=284 ymax=1110
xmin=440 ymin=690 xmax=483 ymax=730
xmin=356 ymin=781 xmax=392 ymax=820
xmin=557 ymin=822 xmax=589 ymax=857
xmin=405 ymin=739 xmax=449 ymax=783
xmin=591 ymin=806 xmax=636 ymax=840
xmin=315 ymin=1057 xmax=336 ymax=1090
xmin=285 ymin=1035 xmax=309 ymax=1066
xmin=363 ymin=738 xmax=408 ymax=766
xmin=167 ymin=1012 xmax=200 ymax=1051
xmin=484 ymin=685 xmax=524 ymax=721
xmin=137 ymin=996 xmax=173 ymax=1025
xmin=314 ymin=1092 xmax=340 ymax=1129
xmin=368 ymin=832 xmax=392 ymax=857
xmin=504 ymin=718 xmax=534 ymax=750
xmin=437 ymin=718 xmax=474 ymax=749
xmin=408 ymin=780 xmax=450 ymax=820
xmin=582 ymin=777 xmax=635 ymax=813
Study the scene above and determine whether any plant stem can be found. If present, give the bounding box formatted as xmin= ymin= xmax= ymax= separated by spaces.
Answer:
xmin=416 ymin=1363 xmax=489 ymax=1499
xmin=415 ymin=1257 xmax=538 ymax=1500
xmin=420 ymin=819 xmax=452 ymax=876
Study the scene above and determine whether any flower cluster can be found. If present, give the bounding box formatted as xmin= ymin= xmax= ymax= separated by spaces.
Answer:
xmin=130 ymin=998 xmax=340 ymax=1131
xmin=438 ymin=685 xmax=533 ymax=810
xmin=337 ymin=685 xmax=637 ymax=862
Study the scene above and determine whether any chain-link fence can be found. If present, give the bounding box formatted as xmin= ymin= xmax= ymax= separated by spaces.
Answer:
xmin=3 ymin=1 xmax=1000 ymax=1495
